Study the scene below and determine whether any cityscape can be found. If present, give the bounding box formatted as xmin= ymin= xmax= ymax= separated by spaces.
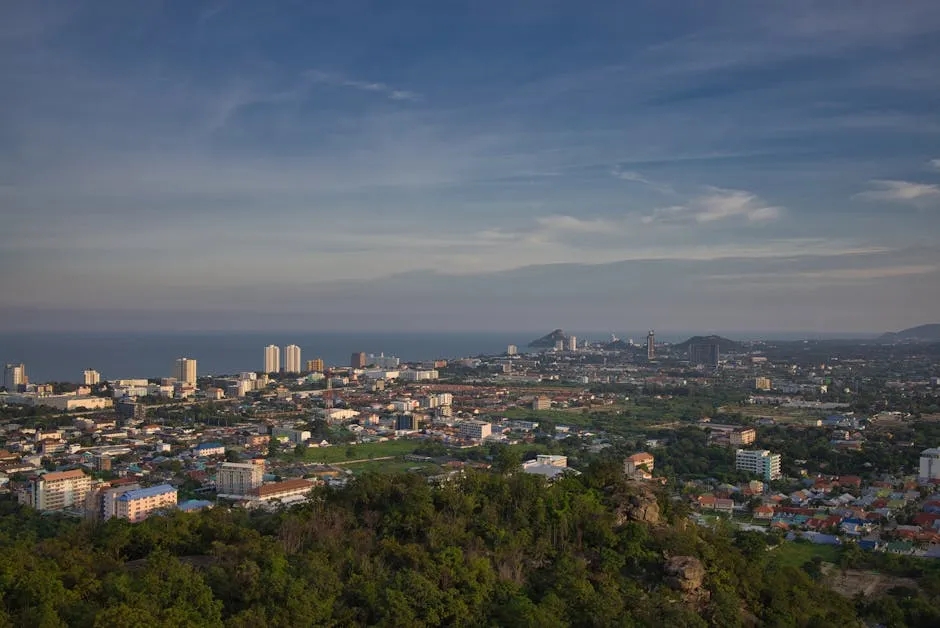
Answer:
xmin=2 ymin=0 xmax=940 ymax=626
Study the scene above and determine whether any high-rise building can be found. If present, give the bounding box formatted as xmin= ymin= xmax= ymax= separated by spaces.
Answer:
xmin=284 ymin=345 xmax=302 ymax=374
xmin=507 ymin=344 xmax=518 ymax=356
xmin=306 ymin=358 xmax=325 ymax=373
xmin=173 ymin=358 xmax=197 ymax=385
xmin=919 ymin=448 xmax=940 ymax=482
xmin=23 ymin=469 xmax=92 ymax=512
xmin=735 ymin=450 xmax=781 ymax=481
xmin=83 ymin=369 xmax=101 ymax=386
xmin=568 ymin=336 xmax=578 ymax=351
xmin=688 ymin=342 xmax=719 ymax=369
xmin=351 ymin=352 xmax=367 ymax=369
xmin=646 ymin=330 xmax=655 ymax=360
xmin=264 ymin=345 xmax=280 ymax=374
xmin=3 ymin=363 xmax=26 ymax=391
xmin=217 ymin=460 xmax=265 ymax=497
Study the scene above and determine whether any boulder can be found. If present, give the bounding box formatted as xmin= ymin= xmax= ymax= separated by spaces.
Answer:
xmin=665 ymin=556 xmax=705 ymax=593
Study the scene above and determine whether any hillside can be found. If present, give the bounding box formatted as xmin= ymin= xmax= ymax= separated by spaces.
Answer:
xmin=879 ymin=323 xmax=940 ymax=342
xmin=0 ymin=466 xmax=870 ymax=626
xmin=528 ymin=328 xmax=569 ymax=348
xmin=673 ymin=335 xmax=742 ymax=353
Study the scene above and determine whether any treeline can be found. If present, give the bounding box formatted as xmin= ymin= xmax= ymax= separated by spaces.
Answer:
xmin=0 ymin=464 xmax=888 ymax=627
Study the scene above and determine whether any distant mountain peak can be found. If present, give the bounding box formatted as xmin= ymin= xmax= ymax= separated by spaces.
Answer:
xmin=528 ymin=329 xmax=569 ymax=348
xmin=879 ymin=323 xmax=940 ymax=342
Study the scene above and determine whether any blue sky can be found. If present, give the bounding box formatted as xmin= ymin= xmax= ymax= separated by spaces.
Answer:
xmin=2 ymin=0 xmax=939 ymax=333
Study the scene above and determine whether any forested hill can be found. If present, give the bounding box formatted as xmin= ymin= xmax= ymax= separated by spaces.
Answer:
xmin=0 ymin=464 xmax=877 ymax=627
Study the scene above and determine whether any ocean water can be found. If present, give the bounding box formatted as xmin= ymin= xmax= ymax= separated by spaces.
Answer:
xmin=0 ymin=330 xmax=867 ymax=384
xmin=0 ymin=332 xmax=536 ymax=383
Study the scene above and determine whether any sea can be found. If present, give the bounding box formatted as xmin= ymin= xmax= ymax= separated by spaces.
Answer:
xmin=0 ymin=330 xmax=870 ymax=384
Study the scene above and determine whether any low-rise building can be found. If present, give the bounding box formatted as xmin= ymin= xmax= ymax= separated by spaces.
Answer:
xmin=115 ymin=484 xmax=178 ymax=523
xmin=730 ymin=428 xmax=757 ymax=446
xmin=459 ymin=420 xmax=492 ymax=441
xmin=624 ymin=452 xmax=655 ymax=479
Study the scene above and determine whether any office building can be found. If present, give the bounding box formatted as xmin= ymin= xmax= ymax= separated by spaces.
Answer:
xmin=3 ymin=363 xmax=26 ymax=391
xmin=532 ymin=396 xmax=551 ymax=410
xmin=306 ymin=358 xmax=325 ymax=373
xmin=217 ymin=460 xmax=265 ymax=497
xmin=729 ymin=428 xmax=757 ymax=446
xmin=351 ymin=352 xmax=367 ymax=369
xmin=264 ymin=345 xmax=280 ymax=374
xmin=284 ymin=345 xmax=301 ymax=374
xmin=459 ymin=420 xmax=492 ymax=441
xmin=507 ymin=344 xmax=518 ymax=356
xmin=919 ymin=448 xmax=940 ymax=482
xmin=115 ymin=484 xmax=178 ymax=523
xmin=646 ymin=330 xmax=655 ymax=360
xmin=754 ymin=377 xmax=772 ymax=391
xmin=396 ymin=414 xmax=419 ymax=431
xmin=23 ymin=469 xmax=92 ymax=512
xmin=568 ymin=336 xmax=577 ymax=351
xmin=399 ymin=369 xmax=439 ymax=381
xmin=688 ymin=342 xmax=719 ymax=369
xmin=173 ymin=358 xmax=197 ymax=386
xmin=83 ymin=369 xmax=101 ymax=386
xmin=735 ymin=450 xmax=782 ymax=481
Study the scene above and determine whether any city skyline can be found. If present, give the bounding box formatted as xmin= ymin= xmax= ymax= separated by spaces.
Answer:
xmin=1 ymin=1 xmax=939 ymax=333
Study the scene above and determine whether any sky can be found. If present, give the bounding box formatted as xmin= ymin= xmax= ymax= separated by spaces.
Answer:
xmin=1 ymin=0 xmax=939 ymax=334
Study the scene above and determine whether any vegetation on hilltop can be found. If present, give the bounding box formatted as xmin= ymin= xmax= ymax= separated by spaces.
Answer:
xmin=0 ymin=463 xmax=879 ymax=627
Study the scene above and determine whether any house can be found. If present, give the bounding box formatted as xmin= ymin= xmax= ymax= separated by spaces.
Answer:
xmin=753 ymin=505 xmax=776 ymax=520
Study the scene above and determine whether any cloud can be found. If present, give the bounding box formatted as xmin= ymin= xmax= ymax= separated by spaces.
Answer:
xmin=611 ymin=167 xmax=676 ymax=194
xmin=929 ymin=159 xmax=940 ymax=171
xmin=612 ymin=169 xmax=651 ymax=184
xmin=304 ymin=70 xmax=420 ymax=102
xmin=856 ymin=179 xmax=940 ymax=202
xmin=708 ymin=264 xmax=938 ymax=285
xmin=643 ymin=188 xmax=781 ymax=224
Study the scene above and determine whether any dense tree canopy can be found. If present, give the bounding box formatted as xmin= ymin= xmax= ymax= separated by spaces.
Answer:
xmin=0 ymin=466 xmax=897 ymax=626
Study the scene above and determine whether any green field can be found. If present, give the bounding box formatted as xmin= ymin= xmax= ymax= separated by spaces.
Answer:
xmin=297 ymin=439 xmax=424 ymax=463
xmin=769 ymin=540 xmax=842 ymax=568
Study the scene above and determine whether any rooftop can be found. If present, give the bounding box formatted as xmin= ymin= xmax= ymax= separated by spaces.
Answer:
xmin=116 ymin=484 xmax=177 ymax=501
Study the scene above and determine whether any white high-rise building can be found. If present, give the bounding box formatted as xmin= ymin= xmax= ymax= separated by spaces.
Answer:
xmin=3 ymin=363 xmax=26 ymax=391
xmin=507 ymin=344 xmax=518 ymax=356
xmin=173 ymin=358 xmax=197 ymax=385
xmin=568 ymin=336 xmax=577 ymax=351
xmin=735 ymin=449 xmax=782 ymax=481
xmin=284 ymin=345 xmax=302 ymax=374
xmin=83 ymin=369 xmax=101 ymax=386
xmin=919 ymin=448 xmax=940 ymax=482
xmin=264 ymin=345 xmax=280 ymax=374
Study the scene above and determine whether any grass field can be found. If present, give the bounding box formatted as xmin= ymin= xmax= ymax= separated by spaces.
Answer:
xmin=769 ymin=540 xmax=842 ymax=568
xmin=347 ymin=459 xmax=442 ymax=475
xmin=297 ymin=439 xmax=423 ymax=463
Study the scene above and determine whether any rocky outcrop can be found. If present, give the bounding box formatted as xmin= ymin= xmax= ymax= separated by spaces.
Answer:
xmin=665 ymin=555 xmax=710 ymax=608
xmin=664 ymin=556 xmax=705 ymax=593
xmin=614 ymin=487 xmax=661 ymax=525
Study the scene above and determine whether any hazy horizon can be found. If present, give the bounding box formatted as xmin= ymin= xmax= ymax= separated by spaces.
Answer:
xmin=2 ymin=1 xmax=939 ymax=332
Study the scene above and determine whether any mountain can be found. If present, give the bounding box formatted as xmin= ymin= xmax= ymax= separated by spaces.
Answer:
xmin=879 ymin=323 xmax=940 ymax=342
xmin=673 ymin=335 xmax=743 ymax=353
xmin=528 ymin=328 xmax=569 ymax=348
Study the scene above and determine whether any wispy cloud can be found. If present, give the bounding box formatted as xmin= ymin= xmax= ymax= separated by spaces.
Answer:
xmin=304 ymin=70 xmax=420 ymax=102
xmin=856 ymin=179 xmax=940 ymax=202
xmin=928 ymin=158 xmax=940 ymax=171
xmin=643 ymin=188 xmax=781 ymax=225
